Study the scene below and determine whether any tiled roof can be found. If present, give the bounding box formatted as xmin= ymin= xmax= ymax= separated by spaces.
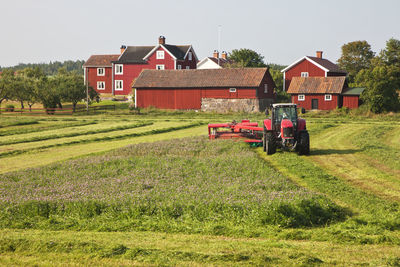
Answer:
xmin=287 ymin=76 xmax=346 ymax=94
xmin=208 ymin=57 xmax=232 ymax=67
xmin=133 ymin=68 xmax=269 ymax=88
xmin=83 ymin=54 xmax=119 ymax=67
xmin=307 ymin=56 xmax=347 ymax=73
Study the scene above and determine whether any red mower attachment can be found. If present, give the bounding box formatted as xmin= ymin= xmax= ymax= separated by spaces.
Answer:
xmin=208 ymin=120 xmax=263 ymax=147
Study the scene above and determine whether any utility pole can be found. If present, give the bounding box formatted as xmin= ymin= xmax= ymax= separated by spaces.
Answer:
xmin=218 ymin=25 xmax=222 ymax=66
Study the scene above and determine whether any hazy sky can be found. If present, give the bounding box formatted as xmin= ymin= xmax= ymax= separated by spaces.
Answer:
xmin=0 ymin=0 xmax=399 ymax=67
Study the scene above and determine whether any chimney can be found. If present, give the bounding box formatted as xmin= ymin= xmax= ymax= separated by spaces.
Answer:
xmin=159 ymin=36 xmax=166 ymax=45
xmin=213 ymin=50 xmax=219 ymax=58
xmin=221 ymin=51 xmax=227 ymax=60
xmin=120 ymin=45 xmax=126 ymax=54
xmin=316 ymin=51 xmax=323 ymax=59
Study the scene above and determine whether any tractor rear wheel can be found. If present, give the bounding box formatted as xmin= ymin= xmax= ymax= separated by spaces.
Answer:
xmin=298 ymin=131 xmax=310 ymax=155
xmin=265 ymin=131 xmax=276 ymax=155
xmin=263 ymin=128 xmax=267 ymax=152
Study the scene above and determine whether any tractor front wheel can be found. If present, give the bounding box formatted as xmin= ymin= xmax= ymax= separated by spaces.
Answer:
xmin=265 ymin=131 xmax=276 ymax=155
xmin=298 ymin=131 xmax=310 ymax=155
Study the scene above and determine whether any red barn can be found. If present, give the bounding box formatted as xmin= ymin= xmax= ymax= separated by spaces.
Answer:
xmin=288 ymin=76 xmax=364 ymax=110
xmin=282 ymin=51 xmax=347 ymax=91
xmin=132 ymin=68 xmax=276 ymax=112
xmin=112 ymin=36 xmax=198 ymax=95
xmin=82 ymin=54 xmax=119 ymax=95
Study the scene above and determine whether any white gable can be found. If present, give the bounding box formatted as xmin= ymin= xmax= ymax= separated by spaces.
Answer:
xmin=197 ymin=58 xmax=222 ymax=69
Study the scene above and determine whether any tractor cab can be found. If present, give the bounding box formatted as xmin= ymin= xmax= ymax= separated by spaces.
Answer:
xmin=270 ymin=104 xmax=298 ymax=132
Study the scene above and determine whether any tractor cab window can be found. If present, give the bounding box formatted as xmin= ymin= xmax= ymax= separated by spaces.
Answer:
xmin=275 ymin=107 xmax=297 ymax=122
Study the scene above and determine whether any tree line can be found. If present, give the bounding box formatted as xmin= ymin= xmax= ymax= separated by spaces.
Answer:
xmin=0 ymin=67 xmax=98 ymax=113
xmin=0 ymin=60 xmax=85 ymax=76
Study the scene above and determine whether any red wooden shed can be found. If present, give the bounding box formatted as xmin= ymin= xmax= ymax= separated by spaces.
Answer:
xmin=132 ymin=68 xmax=276 ymax=112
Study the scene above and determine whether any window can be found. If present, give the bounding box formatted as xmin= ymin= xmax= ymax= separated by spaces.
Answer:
xmin=115 ymin=64 xmax=123 ymax=75
xmin=156 ymin=50 xmax=165 ymax=59
xmin=229 ymin=88 xmax=236 ymax=93
xmin=97 ymin=68 xmax=105 ymax=76
xmin=97 ymin=81 xmax=105 ymax=90
xmin=188 ymin=51 xmax=192 ymax=60
xmin=186 ymin=66 xmax=190 ymax=69
xmin=301 ymin=72 xmax=309 ymax=77
xmin=264 ymin=84 xmax=268 ymax=93
xmin=156 ymin=65 xmax=165 ymax=70
xmin=298 ymin=94 xmax=305 ymax=101
xmin=325 ymin=94 xmax=332 ymax=101
xmin=177 ymin=65 xmax=182 ymax=69
xmin=115 ymin=80 xmax=123 ymax=91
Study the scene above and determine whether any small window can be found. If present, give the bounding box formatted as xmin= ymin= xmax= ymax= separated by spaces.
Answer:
xmin=186 ymin=66 xmax=190 ymax=69
xmin=97 ymin=81 xmax=105 ymax=90
xmin=229 ymin=88 xmax=236 ymax=93
xmin=97 ymin=68 xmax=105 ymax=76
xmin=156 ymin=50 xmax=165 ymax=59
xmin=264 ymin=84 xmax=268 ymax=93
xmin=115 ymin=80 xmax=123 ymax=91
xmin=156 ymin=65 xmax=165 ymax=70
xmin=115 ymin=64 xmax=123 ymax=75
xmin=188 ymin=51 xmax=192 ymax=60
xmin=177 ymin=65 xmax=182 ymax=69
xmin=301 ymin=72 xmax=309 ymax=77
xmin=298 ymin=94 xmax=305 ymax=101
xmin=325 ymin=94 xmax=332 ymax=101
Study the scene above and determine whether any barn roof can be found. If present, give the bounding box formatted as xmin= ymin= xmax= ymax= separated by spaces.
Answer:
xmin=281 ymin=56 xmax=347 ymax=74
xmin=83 ymin=54 xmax=120 ymax=67
xmin=342 ymin=87 xmax=365 ymax=96
xmin=287 ymin=76 xmax=346 ymax=94
xmin=133 ymin=68 xmax=270 ymax=88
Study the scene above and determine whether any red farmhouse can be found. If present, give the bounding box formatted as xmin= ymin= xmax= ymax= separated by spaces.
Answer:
xmin=83 ymin=54 xmax=119 ymax=95
xmin=281 ymin=51 xmax=346 ymax=91
xmin=288 ymin=76 xmax=364 ymax=110
xmin=132 ymin=68 xmax=276 ymax=112
xmin=111 ymin=36 xmax=198 ymax=95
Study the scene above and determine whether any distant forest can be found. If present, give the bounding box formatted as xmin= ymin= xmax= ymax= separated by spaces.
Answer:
xmin=0 ymin=60 xmax=85 ymax=75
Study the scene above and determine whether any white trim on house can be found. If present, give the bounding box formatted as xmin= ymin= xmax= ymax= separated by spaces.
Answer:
xmin=115 ymin=80 xmax=123 ymax=91
xmin=188 ymin=51 xmax=192 ymax=61
xmin=283 ymin=72 xmax=285 ymax=91
xmin=97 ymin=81 xmax=105 ymax=90
xmin=301 ymin=72 xmax=309 ymax=77
xmin=186 ymin=66 xmax=190 ymax=69
xmin=177 ymin=65 xmax=182 ymax=69
xmin=281 ymin=56 xmax=330 ymax=73
xmin=115 ymin=64 xmax=123 ymax=75
xmin=298 ymin=94 xmax=305 ymax=101
xmin=197 ymin=57 xmax=222 ymax=69
xmin=156 ymin=64 xmax=165 ymax=70
xmin=134 ymin=89 xmax=137 ymax=108
xmin=97 ymin=68 xmax=105 ymax=76
xmin=264 ymin=84 xmax=268 ymax=93
xmin=325 ymin=94 xmax=332 ymax=101
xmin=143 ymin=44 xmax=177 ymax=61
xmin=183 ymin=46 xmax=199 ymax=62
xmin=229 ymin=88 xmax=237 ymax=93
xmin=156 ymin=50 xmax=165 ymax=59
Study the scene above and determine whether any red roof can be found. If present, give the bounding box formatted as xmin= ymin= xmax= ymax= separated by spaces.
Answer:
xmin=83 ymin=54 xmax=120 ymax=67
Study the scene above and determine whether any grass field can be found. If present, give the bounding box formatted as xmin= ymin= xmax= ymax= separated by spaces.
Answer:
xmin=0 ymin=111 xmax=400 ymax=266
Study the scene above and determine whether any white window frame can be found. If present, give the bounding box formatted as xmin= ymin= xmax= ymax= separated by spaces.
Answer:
xmin=264 ymin=84 xmax=268 ymax=93
xmin=188 ymin=51 xmax=192 ymax=60
xmin=229 ymin=88 xmax=237 ymax=93
xmin=177 ymin=65 xmax=182 ymax=69
xmin=301 ymin=72 xmax=309 ymax=77
xmin=156 ymin=65 xmax=165 ymax=70
xmin=156 ymin=50 xmax=165 ymax=59
xmin=298 ymin=94 xmax=305 ymax=101
xmin=115 ymin=64 xmax=123 ymax=75
xmin=325 ymin=94 xmax=332 ymax=101
xmin=115 ymin=80 xmax=123 ymax=91
xmin=97 ymin=81 xmax=105 ymax=90
xmin=97 ymin=68 xmax=105 ymax=76
xmin=186 ymin=66 xmax=190 ymax=69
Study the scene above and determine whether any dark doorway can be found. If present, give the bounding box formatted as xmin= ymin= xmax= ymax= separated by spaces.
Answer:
xmin=312 ymin=99 xmax=318 ymax=110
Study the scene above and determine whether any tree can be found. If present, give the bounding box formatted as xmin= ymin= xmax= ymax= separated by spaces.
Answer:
xmin=227 ymin=48 xmax=266 ymax=68
xmin=20 ymin=67 xmax=46 ymax=111
xmin=379 ymin=38 xmax=400 ymax=67
xmin=269 ymin=67 xmax=290 ymax=103
xmin=355 ymin=65 xmax=400 ymax=113
xmin=0 ymin=69 xmax=14 ymax=112
xmin=337 ymin=40 xmax=375 ymax=82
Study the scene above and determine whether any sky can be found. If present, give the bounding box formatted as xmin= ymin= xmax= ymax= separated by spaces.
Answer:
xmin=0 ymin=0 xmax=399 ymax=67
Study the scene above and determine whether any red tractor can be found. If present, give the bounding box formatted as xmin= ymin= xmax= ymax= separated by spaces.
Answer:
xmin=263 ymin=103 xmax=309 ymax=155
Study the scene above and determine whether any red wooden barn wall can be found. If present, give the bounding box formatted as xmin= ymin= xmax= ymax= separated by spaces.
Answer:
xmin=291 ymin=94 xmax=339 ymax=110
xmin=87 ymin=67 xmax=113 ymax=94
xmin=285 ymin=59 xmax=326 ymax=90
xmin=342 ymin=95 xmax=359 ymax=109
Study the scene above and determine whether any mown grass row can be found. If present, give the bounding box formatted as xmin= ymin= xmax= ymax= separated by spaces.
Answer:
xmin=0 ymin=122 xmax=205 ymax=158
xmin=0 ymin=121 xmax=154 ymax=146
xmin=0 ymin=118 xmax=39 ymax=128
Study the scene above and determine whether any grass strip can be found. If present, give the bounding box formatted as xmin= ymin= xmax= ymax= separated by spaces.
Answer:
xmin=0 ymin=121 xmax=153 ymax=145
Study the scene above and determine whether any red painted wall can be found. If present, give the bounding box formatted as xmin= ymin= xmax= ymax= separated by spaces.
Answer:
xmin=86 ymin=67 xmax=113 ymax=94
xmin=291 ymin=94 xmax=339 ymax=110
xmin=284 ymin=59 xmax=326 ymax=90
xmin=343 ymin=95 xmax=359 ymax=109
xmin=176 ymin=48 xmax=197 ymax=69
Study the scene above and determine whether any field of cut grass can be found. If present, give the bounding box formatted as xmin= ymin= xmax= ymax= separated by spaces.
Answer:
xmin=0 ymin=112 xmax=400 ymax=265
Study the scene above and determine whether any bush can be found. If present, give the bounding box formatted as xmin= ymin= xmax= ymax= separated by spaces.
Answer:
xmin=5 ymin=105 xmax=15 ymax=112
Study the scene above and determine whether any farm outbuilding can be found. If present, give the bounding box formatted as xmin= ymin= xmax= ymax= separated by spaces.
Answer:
xmin=132 ymin=68 xmax=276 ymax=112
xmin=288 ymin=76 xmax=364 ymax=110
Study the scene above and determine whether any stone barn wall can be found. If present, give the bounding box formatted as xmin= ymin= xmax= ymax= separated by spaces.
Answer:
xmin=201 ymin=98 xmax=274 ymax=113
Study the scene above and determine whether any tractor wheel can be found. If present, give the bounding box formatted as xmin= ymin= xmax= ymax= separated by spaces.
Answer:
xmin=298 ymin=131 xmax=310 ymax=155
xmin=265 ymin=131 xmax=276 ymax=155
